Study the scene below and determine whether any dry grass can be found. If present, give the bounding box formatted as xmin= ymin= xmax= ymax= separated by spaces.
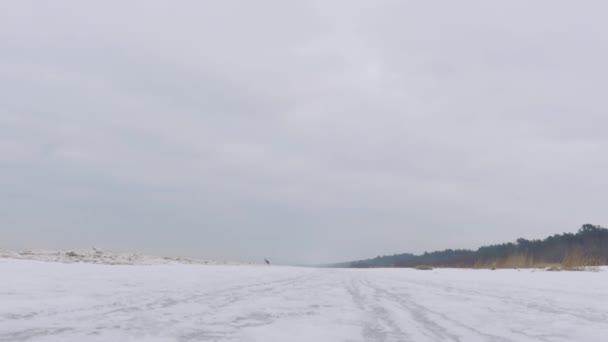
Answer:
xmin=415 ymin=265 xmax=433 ymax=270
xmin=450 ymin=250 xmax=605 ymax=271
xmin=561 ymin=249 xmax=601 ymax=271
xmin=473 ymin=260 xmax=498 ymax=269
xmin=534 ymin=262 xmax=560 ymax=269
xmin=493 ymin=254 xmax=534 ymax=269
xmin=472 ymin=255 xmax=588 ymax=271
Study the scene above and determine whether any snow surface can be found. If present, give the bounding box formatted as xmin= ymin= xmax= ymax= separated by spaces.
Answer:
xmin=1 ymin=259 xmax=607 ymax=342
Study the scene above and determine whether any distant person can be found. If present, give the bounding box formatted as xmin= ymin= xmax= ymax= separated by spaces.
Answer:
xmin=265 ymin=258 xmax=270 ymax=265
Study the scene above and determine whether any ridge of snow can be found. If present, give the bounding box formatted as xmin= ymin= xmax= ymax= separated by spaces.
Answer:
xmin=0 ymin=248 xmax=251 ymax=265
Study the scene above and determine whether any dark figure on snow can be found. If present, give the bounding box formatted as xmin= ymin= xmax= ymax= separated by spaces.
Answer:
xmin=265 ymin=258 xmax=270 ymax=265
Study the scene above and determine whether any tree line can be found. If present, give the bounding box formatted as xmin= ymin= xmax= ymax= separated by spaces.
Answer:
xmin=336 ymin=224 xmax=608 ymax=269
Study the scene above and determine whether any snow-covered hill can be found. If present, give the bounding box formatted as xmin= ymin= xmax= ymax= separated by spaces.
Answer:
xmin=0 ymin=259 xmax=606 ymax=341
xmin=0 ymin=248 xmax=246 ymax=265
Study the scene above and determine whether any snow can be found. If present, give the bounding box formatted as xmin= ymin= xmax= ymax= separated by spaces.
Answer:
xmin=1 ymin=259 xmax=607 ymax=342
xmin=0 ymin=249 xmax=246 ymax=266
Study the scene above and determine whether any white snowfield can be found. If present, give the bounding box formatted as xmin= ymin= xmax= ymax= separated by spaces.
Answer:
xmin=1 ymin=259 xmax=607 ymax=342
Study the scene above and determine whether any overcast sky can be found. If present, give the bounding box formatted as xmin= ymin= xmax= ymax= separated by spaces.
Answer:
xmin=1 ymin=1 xmax=607 ymax=264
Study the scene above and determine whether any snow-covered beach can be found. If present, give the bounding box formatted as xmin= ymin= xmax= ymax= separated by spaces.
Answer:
xmin=1 ymin=258 xmax=606 ymax=342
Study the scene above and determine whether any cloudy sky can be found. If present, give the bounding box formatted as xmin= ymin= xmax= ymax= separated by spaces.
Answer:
xmin=1 ymin=1 xmax=607 ymax=264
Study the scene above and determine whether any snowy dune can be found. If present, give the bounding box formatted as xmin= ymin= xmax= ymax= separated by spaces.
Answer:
xmin=1 ymin=259 xmax=607 ymax=342
xmin=0 ymin=249 xmax=247 ymax=266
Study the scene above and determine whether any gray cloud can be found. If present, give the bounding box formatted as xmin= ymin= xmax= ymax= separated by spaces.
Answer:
xmin=1 ymin=1 xmax=607 ymax=263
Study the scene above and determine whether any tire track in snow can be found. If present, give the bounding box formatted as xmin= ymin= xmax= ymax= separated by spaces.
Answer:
xmin=367 ymin=274 xmax=604 ymax=342
xmin=359 ymin=278 xmax=512 ymax=342
xmin=1 ymin=271 xmax=320 ymax=342
xmin=345 ymin=275 xmax=412 ymax=342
